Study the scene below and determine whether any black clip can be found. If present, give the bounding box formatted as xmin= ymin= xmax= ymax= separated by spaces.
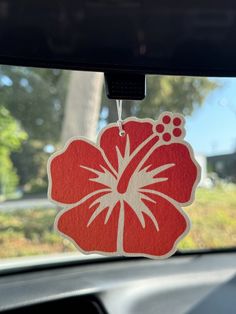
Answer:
xmin=104 ymin=72 xmax=146 ymax=100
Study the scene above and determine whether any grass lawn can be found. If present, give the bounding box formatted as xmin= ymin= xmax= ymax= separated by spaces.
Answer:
xmin=0 ymin=185 xmax=236 ymax=258
xmin=179 ymin=184 xmax=236 ymax=250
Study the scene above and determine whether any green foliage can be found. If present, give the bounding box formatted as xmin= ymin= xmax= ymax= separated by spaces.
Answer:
xmin=139 ymin=76 xmax=218 ymax=118
xmin=11 ymin=141 xmax=49 ymax=190
xmin=0 ymin=66 xmax=67 ymax=141
xmin=0 ymin=66 xmax=68 ymax=194
xmin=102 ymin=76 xmax=218 ymax=122
xmin=0 ymin=106 xmax=27 ymax=198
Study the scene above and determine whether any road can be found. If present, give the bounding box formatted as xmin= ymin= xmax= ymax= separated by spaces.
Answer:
xmin=0 ymin=198 xmax=57 ymax=212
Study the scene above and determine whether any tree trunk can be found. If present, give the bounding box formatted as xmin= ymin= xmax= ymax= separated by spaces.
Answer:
xmin=61 ymin=71 xmax=103 ymax=144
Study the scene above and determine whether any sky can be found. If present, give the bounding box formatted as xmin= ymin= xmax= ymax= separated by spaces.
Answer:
xmin=185 ymin=78 xmax=236 ymax=157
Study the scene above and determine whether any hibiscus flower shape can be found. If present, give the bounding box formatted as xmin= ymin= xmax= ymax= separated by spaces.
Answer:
xmin=48 ymin=112 xmax=200 ymax=259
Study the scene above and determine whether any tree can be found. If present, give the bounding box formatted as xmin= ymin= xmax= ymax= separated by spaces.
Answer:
xmin=0 ymin=66 xmax=67 ymax=142
xmin=0 ymin=105 xmax=27 ymax=199
xmin=0 ymin=66 xmax=218 ymax=197
xmin=101 ymin=76 xmax=217 ymax=123
xmin=0 ymin=65 xmax=68 ymax=192
xmin=61 ymin=71 xmax=103 ymax=143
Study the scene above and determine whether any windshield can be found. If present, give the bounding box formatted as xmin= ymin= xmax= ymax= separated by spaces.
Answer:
xmin=0 ymin=65 xmax=236 ymax=262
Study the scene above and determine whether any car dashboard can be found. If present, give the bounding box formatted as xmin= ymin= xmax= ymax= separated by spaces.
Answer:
xmin=0 ymin=252 xmax=235 ymax=314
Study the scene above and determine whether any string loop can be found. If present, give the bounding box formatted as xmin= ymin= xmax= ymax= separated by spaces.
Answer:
xmin=116 ymin=100 xmax=125 ymax=136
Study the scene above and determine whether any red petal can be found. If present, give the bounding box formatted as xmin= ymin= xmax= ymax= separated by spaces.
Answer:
xmin=56 ymin=195 xmax=119 ymax=253
xmin=99 ymin=119 xmax=154 ymax=172
xmin=123 ymin=196 xmax=188 ymax=257
xmin=142 ymin=143 xmax=198 ymax=204
xmin=49 ymin=140 xmax=110 ymax=204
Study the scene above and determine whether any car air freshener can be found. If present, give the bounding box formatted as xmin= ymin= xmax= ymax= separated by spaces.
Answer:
xmin=47 ymin=101 xmax=200 ymax=259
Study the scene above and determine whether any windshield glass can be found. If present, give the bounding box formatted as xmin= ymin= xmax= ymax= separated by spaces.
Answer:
xmin=0 ymin=65 xmax=236 ymax=261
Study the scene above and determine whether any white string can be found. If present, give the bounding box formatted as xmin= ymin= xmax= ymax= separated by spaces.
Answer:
xmin=116 ymin=99 xmax=122 ymax=121
xmin=116 ymin=100 xmax=125 ymax=136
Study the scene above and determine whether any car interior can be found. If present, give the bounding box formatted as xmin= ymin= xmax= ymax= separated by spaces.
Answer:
xmin=0 ymin=1 xmax=236 ymax=313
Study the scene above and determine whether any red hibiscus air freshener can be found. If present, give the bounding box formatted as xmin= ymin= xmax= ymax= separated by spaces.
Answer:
xmin=48 ymin=107 xmax=200 ymax=259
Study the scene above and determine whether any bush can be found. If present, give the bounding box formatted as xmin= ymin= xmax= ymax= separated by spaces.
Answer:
xmin=0 ymin=105 xmax=27 ymax=199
